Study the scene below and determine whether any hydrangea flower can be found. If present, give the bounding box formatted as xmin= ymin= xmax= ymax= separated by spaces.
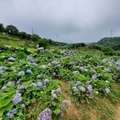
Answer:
xmin=72 ymin=86 xmax=78 ymax=92
xmin=8 ymin=108 xmax=17 ymax=113
xmin=87 ymin=85 xmax=92 ymax=93
xmin=92 ymin=74 xmax=97 ymax=79
xmin=26 ymin=56 xmax=32 ymax=61
xmin=104 ymin=88 xmax=110 ymax=94
xmin=6 ymin=81 xmax=15 ymax=87
xmin=37 ymin=82 xmax=43 ymax=87
xmin=86 ymin=81 xmax=91 ymax=84
xmin=18 ymin=71 xmax=25 ymax=77
xmin=6 ymin=112 xmax=13 ymax=118
xmin=116 ymin=68 xmax=120 ymax=71
xmin=26 ymin=69 xmax=33 ymax=74
xmin=78 ymin=86 xmax=86 ymax=92
xmin=80 ymin=67 xmax=85 ymax=71
xmin=51 ymin=90 xmax=57 ymax=99
xmin=31 ymin=62 xmax=38 ymax=67
xmin=89 ymin=93 xmax=93 ymax=99
xmin=76 ymin=81 xmax=81 ymax=85
xmin=55 ymin=87 xmax=62 ymax=94
xmin=116 ymin=62 xmax=120 ymax=66
xmin=8 ymin=57 xmax=15 ymax=61
xmin=37 ymin=75 xmax=41 ymax=79
xmin=38 ymin=108 xmax=52 ymax=120
xmin=21 ymin=104 xmax=25 ymax=109
xmin=1 ymin=85 xmax=8 ymax=90
xmin=44 ymin=79 xmax=49 ymax=85
xmin=0 ymin=66 xmax=6 ymax=71
xmin=12 ymin=93 xmax=22 ymax=105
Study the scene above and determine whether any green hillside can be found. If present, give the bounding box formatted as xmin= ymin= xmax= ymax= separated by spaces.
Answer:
xmin=97 ymin=37 xmax=120 ymax=50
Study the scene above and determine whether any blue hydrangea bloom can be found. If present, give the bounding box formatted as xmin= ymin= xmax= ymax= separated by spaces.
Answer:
xmin=26 ymin=69 xmax=33 ymax=74
xmin=37 ymin=82 xmax=43 ymax=87
xmin=44 ymin=79 xmax=49 ymax=85
xmin=116 ymin=62 xmax=120 ymax=66
xmin=6 ymin=112 xmax=13 ymax=118
xmin=12 ymin=93 xmax=22 ymax=105
xmin=76 ymin=81 xmax=81 ymax=85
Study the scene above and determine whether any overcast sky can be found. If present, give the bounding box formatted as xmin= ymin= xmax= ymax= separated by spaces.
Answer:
xmin=0 ymin=0 xmax=120 ymax=43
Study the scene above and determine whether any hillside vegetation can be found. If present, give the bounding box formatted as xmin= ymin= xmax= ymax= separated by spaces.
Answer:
xmin=97 ymin=37 xmax=120 ymax=50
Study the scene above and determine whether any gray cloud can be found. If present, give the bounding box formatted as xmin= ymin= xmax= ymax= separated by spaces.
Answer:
xmin=0 ymin=0 xmax=120 ymax=43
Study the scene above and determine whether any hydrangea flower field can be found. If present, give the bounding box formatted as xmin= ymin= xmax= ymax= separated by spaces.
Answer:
xmin=0 ymin=46 xmax=120 ymax=120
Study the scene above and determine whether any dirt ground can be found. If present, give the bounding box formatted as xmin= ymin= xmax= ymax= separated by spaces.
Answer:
xmin=60 ymin=80 xmax=120 ymax=120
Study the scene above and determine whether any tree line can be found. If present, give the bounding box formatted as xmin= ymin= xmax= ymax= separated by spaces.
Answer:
xmin=0 ymin=23 xmax=68 ymax=48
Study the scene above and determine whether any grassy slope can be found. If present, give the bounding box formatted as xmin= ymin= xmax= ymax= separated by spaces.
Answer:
xmin=0 ymin=34 xmax=35 ymax=52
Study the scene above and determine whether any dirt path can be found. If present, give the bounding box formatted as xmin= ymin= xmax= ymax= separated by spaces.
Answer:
xmin=60 ymin=80 xmax=82 ymax=120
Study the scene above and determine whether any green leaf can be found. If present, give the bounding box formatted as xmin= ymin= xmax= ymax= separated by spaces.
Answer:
xmin=4 ymin=102 xmax=14 ymax=111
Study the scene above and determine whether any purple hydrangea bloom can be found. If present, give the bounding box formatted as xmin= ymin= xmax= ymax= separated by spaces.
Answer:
xmin=87 ymin=85 xmax=92 ymax=93
xmin=52 ymin=93 xmax=57 ymax=99
xmin=80 ymin=67 xmax=85 ymax=71
xmin=6 ymin=112 xmax=13 ymax=118
xmin=89 ymin=93 xmax=93 ymax=99
xmin=12 ymin=93 xmax=22 ymax=105
xmin=104 ymin=88 xmax=110 ymax=94
xmin=116 ymin=62 xmax=120 ymax=66
xmin=26 ymin=69 xmax=33 ymax=74
xmin=44 ymin=79 xmax=49 ymax=85
xmin=78 ymin=86 xmax=86 ymax=92
xmin=37 ymin=82 xmax=43 ymax=87
xmin=92 ymin=74 xmax=97 ymax=79
xmin=116 ymin=68 xmax=120 ymax=71
xmin=76 ymin=81 xmax=81 ymax=85
xmin=21 ymin=104 xmax=25 ymax=109
xmin=51 ymin=90 xmax=57 ymax=99
xmin=38 ymin=108 xmax=52 ymax=120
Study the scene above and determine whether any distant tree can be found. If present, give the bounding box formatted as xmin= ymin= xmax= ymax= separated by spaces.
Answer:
xmin=0 ymin=23 xmax=5 ymax=33
xmin=27 ymin=34 xmax=32 ymax=40
xmin=36 ymin=38 xmax=49 ymax=49
xmin=31 ymin=34 xmax=40 ymax=42
xmin=5 ymin=25 xmax=19 ymax=36
xmin=18 ymin=31 xmax=28 ymax=39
